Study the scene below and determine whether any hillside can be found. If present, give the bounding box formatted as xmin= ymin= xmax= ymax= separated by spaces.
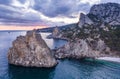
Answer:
xmin=88 ymin=3 xmax=120 ymax=25
xmin=54 ymin=3 xmax=120 ymax=59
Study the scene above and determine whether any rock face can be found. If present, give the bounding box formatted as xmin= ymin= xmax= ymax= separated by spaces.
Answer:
xmin=89 ymin=3 xmax=120 ymax=25
xmin=47 ymin=26 xmax=63 ymax=39
xmin=55 ymin=39 xmax=110 ymax=59
xmin=52 ymin=26 xmax=59 ymax=37
xmin=78 ymin=13 xmax=93 ymax=28
xmin=78 ymin=3 xmax=120 ymax=26
xmin=55 ymin=3 xmax=120 ymax=59
xmin=8 ymin=30 xmax=57 ymax=67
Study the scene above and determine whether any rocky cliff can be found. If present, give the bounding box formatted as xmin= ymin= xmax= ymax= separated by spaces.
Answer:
xmin=78 ymin=3 xmax=120 ymax=27
xmin=88 ymin=3 xmax=120 ymax=25
xmin=8 ymin=30 xmax=57 ymax=67
xmin=55 ymin=24 xmax=120 ymax=59
xmin=55 ymin=3 xmax=120 ymax=59
xmin=55 ymin=39 xmax=112 ymax=59
xmin=78 ymin=13 xmax=93 ymax=28
xmin=52 ymin=26 xmax=59 ymax=37
xmin=47 ymin=26 xmax=62 ymax=39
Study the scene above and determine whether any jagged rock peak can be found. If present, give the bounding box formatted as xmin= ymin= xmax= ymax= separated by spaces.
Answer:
xmin=78 ymin=13 xmax=93 ymax=28
xmin=8 ymin=30 xmax=57 ymax=67
xmin=52 ymin=26 xmax=59 ymax=36
xmin=89 ymin=3 xmax=120 ymax=25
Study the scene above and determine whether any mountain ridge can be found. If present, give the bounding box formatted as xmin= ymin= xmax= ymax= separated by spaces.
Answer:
xmin=88 ymin=3 xmax=120 ymax=25
xmin=53 ymin=3 xmax=120 ymax=59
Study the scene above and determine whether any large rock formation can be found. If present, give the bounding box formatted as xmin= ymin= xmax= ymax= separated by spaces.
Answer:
xmin=78 ymin=3 xmax=120 ymax=27
xmin=52 ymin=26 xmax=60 ymax=37
xmin=47 ymin=26 xmax=64 ymax=39
xmin=78 ymin=13 xmax=93 ymax=28
xmin=88 ymin=3 xmax=120 ymax=25
xmin=8 ymin=30 xmax=57 ymax=67
xmin=55 ymin=39 xmax=111 ymax=59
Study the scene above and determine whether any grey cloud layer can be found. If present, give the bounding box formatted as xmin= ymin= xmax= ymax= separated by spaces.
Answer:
xmin=0 ymin=1 xmax=43 ymax=26
xmin=0 ymin=0 xmax=11 ymax=5
xmin=33 ymin=0 xmax=91 ymax=17
xmin=0 ymin=0 xmax=119 ymax=26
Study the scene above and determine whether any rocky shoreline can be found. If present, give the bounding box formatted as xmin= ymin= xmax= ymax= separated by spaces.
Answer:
xmin=8 ymin=30 xmax=57 ymax=67
xmin=51 ymin=3 xmax=120 ymax=60
xmin=54 ymin=39 xmax=120 ymax=59
xmin=7 ymin=30 xmax=120 ymax=67
xmin=47 ymin=34 xmax=68 ymax=41
xmin=7 ymin=3 xmax=120 ymax=67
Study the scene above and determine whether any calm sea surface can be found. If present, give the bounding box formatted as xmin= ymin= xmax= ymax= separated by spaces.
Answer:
xmin=0 ymin=31 xmax=120 ymax=79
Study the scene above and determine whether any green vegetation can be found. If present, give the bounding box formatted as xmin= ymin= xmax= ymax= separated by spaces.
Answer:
xmin=102 ymin=26 xmax=120 ymax=51
xmin=60 ymin=23 xmax=120 ymax=51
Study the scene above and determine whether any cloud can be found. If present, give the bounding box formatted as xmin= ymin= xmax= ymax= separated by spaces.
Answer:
xmin=0 ymin=0 xmax=82 ymax=26
xmin=0 ymin=0 xmax=119 ymax=27
xmin=0 ymin=0 xmax=11 ymax=5
xmin=33 ymin=0 xmax=92 ymax=18
xmin=0 ymin=5 xmax=43 ymax=26
xmin=100 ymin=0 xmax=120 ymax=3
xmin=80 ymin=0 xmax=100 ymax=5
xmin=18 ymin=0 xmax=27 ymax=4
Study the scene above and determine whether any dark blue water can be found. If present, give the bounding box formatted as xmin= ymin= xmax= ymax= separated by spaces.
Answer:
xmin=0 ymin=31 xmax=120 ymax=79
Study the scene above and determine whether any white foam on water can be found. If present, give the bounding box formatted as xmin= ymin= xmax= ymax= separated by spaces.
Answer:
xmin=97 ymin=57 xmax=120 ymax=63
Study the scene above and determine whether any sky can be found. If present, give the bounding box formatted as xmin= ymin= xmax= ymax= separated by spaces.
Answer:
xmin=0 ymin=0 xmax=120 ymax=30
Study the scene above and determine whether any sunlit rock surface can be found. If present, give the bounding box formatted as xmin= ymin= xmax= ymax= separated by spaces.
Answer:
xmin=78 ymin=13 xmax=93 ymax=28
xmin=8 ymin=30 xmax=57 ymax=67
xmin=52 ymin=26 xmax=60 ymax=37
xmin=89 ymin=3 xmax=120 ymax=25
xmin=47 ymin=26 xmax=63 ymax=39
xmin=55 ymin=39 xmax=110 ymax=59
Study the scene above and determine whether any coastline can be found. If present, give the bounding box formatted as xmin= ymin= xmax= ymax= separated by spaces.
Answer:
xmin=96 ymin=57 xmax=120 ymax=63
xmin=47 ymin=34 xmax=69 ymax=41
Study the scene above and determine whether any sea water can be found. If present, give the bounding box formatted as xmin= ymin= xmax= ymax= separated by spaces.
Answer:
xmin=0 ymin=31 xmax=120 ymax=79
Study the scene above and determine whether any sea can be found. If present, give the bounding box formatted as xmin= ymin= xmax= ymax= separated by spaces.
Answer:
xmin=0 ymin=31 xmax=120 ymax=79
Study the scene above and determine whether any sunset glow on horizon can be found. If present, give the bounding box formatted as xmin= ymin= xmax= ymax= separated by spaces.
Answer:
xmin=0 ymin=25 xmax=47 ymax=30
